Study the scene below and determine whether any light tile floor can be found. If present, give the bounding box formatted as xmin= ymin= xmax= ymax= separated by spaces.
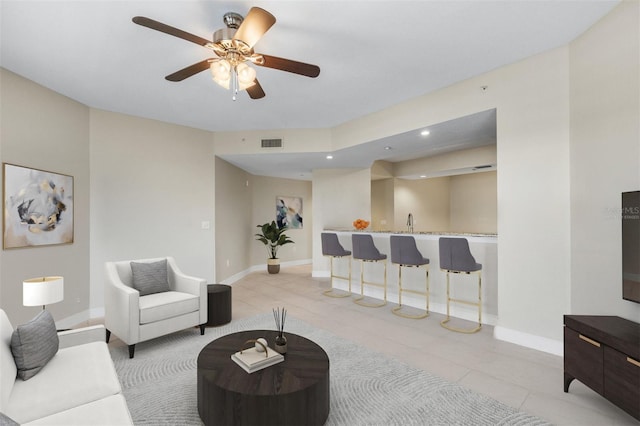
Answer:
xmin=225 ymin=264 xmax=638 ymax=426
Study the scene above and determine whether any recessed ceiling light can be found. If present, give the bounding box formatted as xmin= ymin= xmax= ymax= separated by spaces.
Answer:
xmin=420 ymin=130 xmax=430 ymax=136
xmin=384 ymin=146 xmax=392 ymax=150
xmin=326 ymin=155 xmax=333 ymax=159
xmin=420 ymin=175 xmax=427 ymax=178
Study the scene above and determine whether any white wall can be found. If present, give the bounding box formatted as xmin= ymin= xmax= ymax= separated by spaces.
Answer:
xmin=0 ymin=69 xmax=91 ymax=327
xmin=326 ymin=46 xmax=572 ymax=345
xmin=89 ymin=110 xmax=216 ymax=314
xmin=569 ymin=1 xmax=640 ymax=322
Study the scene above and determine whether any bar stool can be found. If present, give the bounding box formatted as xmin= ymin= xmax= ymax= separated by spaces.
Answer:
xmin=439 ymin=237 xmax=482 ymax=333
xmin=390 ymin=235 xmax=430 ymax=319
xmin=352 ymin=234 xmax=387 ymax=307
xmin=321 ymin=232 xmax=352 ymax=298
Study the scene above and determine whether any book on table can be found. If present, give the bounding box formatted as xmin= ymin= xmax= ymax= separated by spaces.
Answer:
xmin=231 ymin=346 xmax=284 ymax=373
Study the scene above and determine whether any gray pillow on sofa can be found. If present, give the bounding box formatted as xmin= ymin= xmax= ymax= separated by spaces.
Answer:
xmin=0 ymin=412 xmax=20 ymax=426
xmin=10 ymin=310 xmax=59 ymax=380
xmin=131 ymin=259 xmax=170 ymax=296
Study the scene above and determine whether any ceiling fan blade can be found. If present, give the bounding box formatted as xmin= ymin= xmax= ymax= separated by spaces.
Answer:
xmin=165 ymin=59 xmax=212 ymax=82
xmin=246 ymin=79 xmax=266 ymax=99
xmin=233 ymin=7 xmax=276 ymax=49
xmin=258 ymin=55 xmax=320 ymax=78
xmin=132 ymin=16 xmax=211 ymax=47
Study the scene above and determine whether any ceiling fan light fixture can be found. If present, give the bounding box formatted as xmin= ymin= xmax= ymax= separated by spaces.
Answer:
xmin=133 ymin=7 xmax=320 ymax=101
xmin=236 ymin=62 xmax=256 ymax=85
xmin=211 ymin=59 xmax=231 ymax=79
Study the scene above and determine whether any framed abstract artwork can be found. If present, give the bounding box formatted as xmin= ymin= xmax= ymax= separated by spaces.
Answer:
xmin=3 ymin=163 xmax=74 ymax=249
xmin=276 ymin=196 xmax=303 ymax=229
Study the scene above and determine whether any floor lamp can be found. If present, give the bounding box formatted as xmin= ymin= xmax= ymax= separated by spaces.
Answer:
xmin=23 ymin=276 xmax=64 ymax=310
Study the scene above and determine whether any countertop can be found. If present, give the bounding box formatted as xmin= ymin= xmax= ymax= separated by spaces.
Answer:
xmin=324 ymin=228 xmax=497 ymax=238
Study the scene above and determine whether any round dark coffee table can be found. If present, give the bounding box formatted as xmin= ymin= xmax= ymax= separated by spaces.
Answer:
xmin=197 ymin=330 xmax=330 ymax=426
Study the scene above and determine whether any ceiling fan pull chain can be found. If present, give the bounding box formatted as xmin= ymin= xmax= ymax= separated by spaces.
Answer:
xmin=232 ymin=66 xmax=239 ymax=101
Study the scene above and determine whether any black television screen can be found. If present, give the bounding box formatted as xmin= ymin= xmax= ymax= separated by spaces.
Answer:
xmin=622 ymin=190 xmax=640 ymax=303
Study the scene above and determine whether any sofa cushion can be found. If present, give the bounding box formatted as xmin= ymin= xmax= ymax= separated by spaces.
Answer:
xmin=1 ymin=310 xmax=18 ymax=413
xmin=10 ymin=310 xmax=59 ymax=380
xmin=131 ymin=259 xmax=170 ymax=296
xmin=23 ymin=394 xmax=132 ymax=426
xmin=139 ymin=291 xmax=199 ymax=324
xmin=5 ymin=341 xmax=122 ymax=424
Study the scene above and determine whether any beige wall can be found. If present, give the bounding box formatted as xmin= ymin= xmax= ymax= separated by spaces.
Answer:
xmin=213 ymin=128 xmax=332 ymax=156
xmin=569 ymin=1 xmax=640 ymax=321
xmin=393 ymin=177 xmax=450 ymax=232
xmin=213 ymin=158 xmax=313 ymax=282
xmin=0 ymin=1 xmax=637 ymax=351
xmin=371 ymin=178 xmax=394 ymax=231
xmin=0 ymin=68 xmax=90 ymax=327
xmin=387 ymin=171 xmax=497 ymax=234
xmin=394 ymin=145 xmax=497 ymax=178
xmin=89 ymin=110 xmax=216 ymax=314
xmin=249 ymin=175 xmax=312 ymax=267
xmin=449 ymin=171 xmax=497 ymax=233
xmin=214 ymin=157 xmax=252 ymax=279
xmin=312 ymin=168 xmax=370 ymax=274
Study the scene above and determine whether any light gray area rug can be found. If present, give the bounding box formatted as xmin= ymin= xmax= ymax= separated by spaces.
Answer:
xmin=110 ymin=313 xmax=551 ymax=425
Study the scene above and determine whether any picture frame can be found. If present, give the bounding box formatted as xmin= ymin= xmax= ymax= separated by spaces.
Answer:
xmin=276 ymin=196 xmax=303 ymax=229
xmin=3 ymin=163 xmax=74 ymax=249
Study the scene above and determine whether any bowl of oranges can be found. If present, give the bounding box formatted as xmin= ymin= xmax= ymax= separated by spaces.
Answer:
xmin=353 ymin=219 xmax=370 ymax=230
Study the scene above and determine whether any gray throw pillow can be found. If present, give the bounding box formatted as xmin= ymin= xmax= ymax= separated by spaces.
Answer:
xmin=0 ymin=412 xmax=20 ymax=426
xmin=131 ymin=259 xmax=170 ymax=296
xmin=10 ymin=310 xmax=59 ymax=380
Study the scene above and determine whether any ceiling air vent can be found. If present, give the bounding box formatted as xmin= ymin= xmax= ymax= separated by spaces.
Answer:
xmin=472 ymin=164 xmax=493 ymax=171
xmin=261 ymin=138 xmax=283 ymax=148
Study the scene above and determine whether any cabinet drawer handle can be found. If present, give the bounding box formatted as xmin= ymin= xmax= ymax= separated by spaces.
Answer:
xmin=628 ymin=357 xmax=640 ymax=368
xmin=579 ymin=334 xmax=601 ymax=347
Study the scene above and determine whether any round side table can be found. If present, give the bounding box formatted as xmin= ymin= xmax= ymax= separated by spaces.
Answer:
xmin=206 ymin=284 xmax=232 ymax=326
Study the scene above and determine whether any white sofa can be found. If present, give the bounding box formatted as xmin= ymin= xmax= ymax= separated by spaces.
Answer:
xmin=104 ymin=256 xmax=208 ymax=358
xmin=0 ymin=309 xmax=133 ymax=425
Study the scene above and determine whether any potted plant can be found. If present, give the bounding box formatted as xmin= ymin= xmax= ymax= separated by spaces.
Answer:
xmin=255 ymin=221 xmax=294 ymax=274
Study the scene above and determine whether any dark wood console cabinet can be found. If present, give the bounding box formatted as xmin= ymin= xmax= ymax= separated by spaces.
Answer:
xmin=564 ymin=315 xmax=640 ymax=421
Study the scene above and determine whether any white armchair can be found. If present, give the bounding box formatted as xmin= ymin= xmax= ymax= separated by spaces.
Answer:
xmin=104 ymin=256 xmax=208 ymax=358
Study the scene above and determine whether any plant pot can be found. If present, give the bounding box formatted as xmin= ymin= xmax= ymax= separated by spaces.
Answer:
xmin=267 ymin=258 xmax=280 ymax=274
xmin=274 ymin=334 xmax=287 ymax=354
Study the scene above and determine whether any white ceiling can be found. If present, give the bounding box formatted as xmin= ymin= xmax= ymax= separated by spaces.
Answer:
xmin=0 ymin=1 xmax=618 ymax=179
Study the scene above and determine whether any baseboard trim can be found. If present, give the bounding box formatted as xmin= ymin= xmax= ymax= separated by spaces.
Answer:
xmin=222 ymin=259 xmax=312 ymax=285
xmin=493 ymin=325 xmax=563 ymax=356
xmin=57 ymin=309 xmax=91 ymax=329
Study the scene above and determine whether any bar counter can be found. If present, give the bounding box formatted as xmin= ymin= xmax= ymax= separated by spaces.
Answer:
xmin=322 ymin=230 xmax=498 ymax=325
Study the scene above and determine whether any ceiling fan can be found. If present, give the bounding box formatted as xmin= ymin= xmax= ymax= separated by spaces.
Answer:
xmin=132 ymin=7 xmax=320 ymax=100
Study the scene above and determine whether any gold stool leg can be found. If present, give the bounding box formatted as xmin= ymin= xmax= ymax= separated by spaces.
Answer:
xmin=354 ymin=259 xmax=387 ymax=308
xmin=323 ymin=255 xmax=351 ymax=298
xmin=440 ymin=270 xmax=482 ymax=333
xmin=392 ymin=264 xmax=429 ymax=319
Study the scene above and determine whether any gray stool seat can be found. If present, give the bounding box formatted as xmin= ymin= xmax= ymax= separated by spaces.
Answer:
xmin=439 ymin=237 xmax=483 ymax=333
xmin=321 ymin=233 xmax=352 ymax=298
xmin=390 ymin=235 xmax=430 ymax=319
xmin=352 ymin=234 xmax=387 ymax=308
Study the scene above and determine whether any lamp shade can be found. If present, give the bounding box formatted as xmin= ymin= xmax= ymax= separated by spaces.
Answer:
xmin=23 ymin=276 xmax=64 ymax=307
